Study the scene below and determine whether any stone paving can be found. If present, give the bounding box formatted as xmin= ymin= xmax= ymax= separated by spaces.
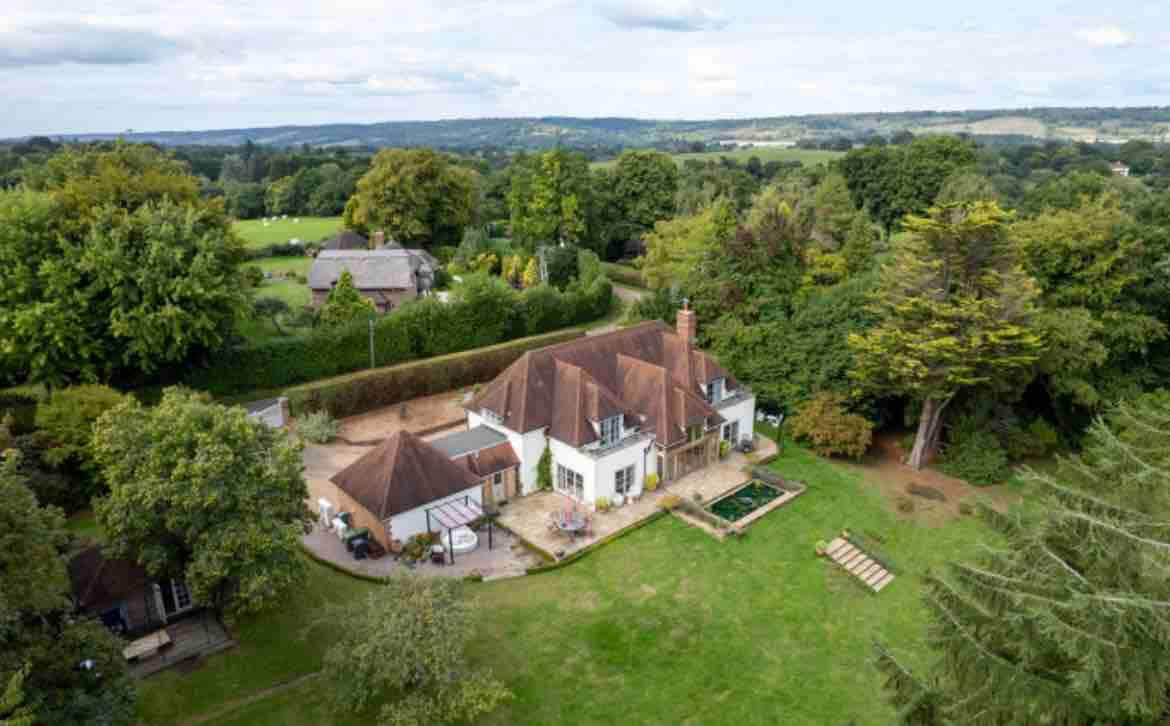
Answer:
xmin=498 ymin=437 xmax=777 ymax=559
xmin=302 ymin=522 xmax=540 ymax=580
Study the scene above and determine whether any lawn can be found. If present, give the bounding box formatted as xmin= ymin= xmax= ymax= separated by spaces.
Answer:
xmin=592 ymin=147 xmax=844 ymax=170
xmin=234 ymin=217 xmax=342 ymax=250
xmin=137 ymin=443 xmax=996 ymax=725
xmin=249 ymin=257 xmax=313 ymax=278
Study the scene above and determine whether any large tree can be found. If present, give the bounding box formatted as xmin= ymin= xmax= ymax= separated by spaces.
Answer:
xmin=878 ymin=394 xmax=1170 ymax=724
xmin=609 ymin=150 xmax=678 ymax=245
xmin=1012 ymin=192 xmax=1168 ymax=413
xmin=325 ymin=575 xmax=510 ymax=726
xmin=839 ymin=136 xmax=977 ymax=236
xmin=344 ymin=148 xmax=479 ymax=248
xmin=0 ymin=146 xmax=247 ymax=387
xmin=92 ymin=388 xmax=312 ymax=618
xmin=0 ymin=453 xmax=135 ymax=726
xmin=849 ymin=202 xmax=1043 ymax=469
xmin=507 ymin=149 xmax=596 ymax=252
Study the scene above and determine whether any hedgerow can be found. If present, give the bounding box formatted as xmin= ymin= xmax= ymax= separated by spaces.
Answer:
xmin=285 ymin=328 xmax=585 ymax=418
xmin=188 ymin=273 xmax=611 ymax=397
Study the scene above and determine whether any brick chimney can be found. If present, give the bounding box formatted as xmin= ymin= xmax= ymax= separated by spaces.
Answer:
xmin=372 ymin=230 xmax=386 ymax=249
xmin=676 ymin=298 xmax=696 ymax=346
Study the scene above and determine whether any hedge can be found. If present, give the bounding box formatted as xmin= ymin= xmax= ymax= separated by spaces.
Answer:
xmin=602 ymin=262 xmax=646 ymax=289
xmin=285 ymin=328 xmax=585 ymax=418
xmin=187 ymin=274 xmax=612 ymax=396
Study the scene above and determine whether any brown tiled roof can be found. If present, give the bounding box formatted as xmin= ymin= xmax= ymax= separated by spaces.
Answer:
xmin=68 ymin=546 xmax=150 ymax=610
xmin=468 ymin=321 xmax=736 ymax=447
xmin=454 ymin=442 xmax=520 ymax=478
xmin=330 ymin=431 xmax=483 ymax=519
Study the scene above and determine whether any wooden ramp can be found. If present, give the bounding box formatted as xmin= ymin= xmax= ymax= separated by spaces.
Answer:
xmin=825 ymin=537 xmax=895 ymax=593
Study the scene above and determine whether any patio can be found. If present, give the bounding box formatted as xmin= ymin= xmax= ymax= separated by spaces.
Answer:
xmin=498 ymin=437 xmax=777 ymax=559
xmin=302 ymin=521 xmax=541 ymax=581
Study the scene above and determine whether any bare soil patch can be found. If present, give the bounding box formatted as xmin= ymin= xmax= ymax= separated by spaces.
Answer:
xmin=335 ymin=388 xmax=472 ymax=442
xmin=838 ymin=432 xmax=1017 ymax=526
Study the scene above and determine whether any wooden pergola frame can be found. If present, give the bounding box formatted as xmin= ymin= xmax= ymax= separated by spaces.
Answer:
xmin=424 ymin=495 xmax=493 ymax=564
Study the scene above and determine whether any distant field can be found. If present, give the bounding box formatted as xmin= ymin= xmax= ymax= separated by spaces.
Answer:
xmin=234 ymin=217 xmax=341 ymax=250
xmin=592 ymin=147 xmax=843 ymax=170
xmin=250 ymin=257 xmax=313 ymax=277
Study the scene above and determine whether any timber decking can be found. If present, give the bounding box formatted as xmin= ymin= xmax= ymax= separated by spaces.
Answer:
xmin=825 ymin=537 xmax=895 ymax=593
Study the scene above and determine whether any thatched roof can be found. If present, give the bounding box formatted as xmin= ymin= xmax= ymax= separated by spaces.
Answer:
xmin=309 ymin=249 xmax=429 ymax=291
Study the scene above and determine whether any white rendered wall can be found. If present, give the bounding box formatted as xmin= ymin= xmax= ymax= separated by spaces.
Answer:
xmin=591 ymin=439 xmax=651 ymax=504
xmin=719 ymin=395 xmax=756 ymax=445
xmin=388 ymin=483 xmax=483 ymax=542
xmin=469 ymin=410 xmax=547 ymax=495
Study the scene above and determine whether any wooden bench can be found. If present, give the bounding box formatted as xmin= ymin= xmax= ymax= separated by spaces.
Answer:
xmin=122 ymin=629 xmax=172 ymax=661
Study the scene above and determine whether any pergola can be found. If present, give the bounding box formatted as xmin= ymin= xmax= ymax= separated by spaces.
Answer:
xmin=424 ymin=495 xmax=494 ymax=564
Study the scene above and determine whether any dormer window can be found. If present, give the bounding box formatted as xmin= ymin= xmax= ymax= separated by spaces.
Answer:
xmin=481 ymin=408 xmax=502 ymax=425
xmin=599 ymin=415 xmax=621 ymax=447
xmin=706 ymin=377 xmax=725 ymax=404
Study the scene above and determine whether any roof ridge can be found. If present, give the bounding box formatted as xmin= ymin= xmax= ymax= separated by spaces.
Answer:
xmin=378 ymin=432 xmax=408 ymax=518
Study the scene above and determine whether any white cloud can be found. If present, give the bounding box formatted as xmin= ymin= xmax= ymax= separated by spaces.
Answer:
xmin=1076 ymin=25 xmax=1134 ymax=47
xmin=598 ymin=0 xmax=728 ymax=32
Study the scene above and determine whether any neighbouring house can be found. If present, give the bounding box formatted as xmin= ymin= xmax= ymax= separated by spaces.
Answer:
xmin=321 ymin=230 xmax=370 ymax=251
xmin=308 ymin=248 xmax=436 ymax=313
xmin=464 ymin=303 xmax=754 ymax=507
xmin=316 ymin=304 xmax=754 ymax=544
xmin=243 ymin=397 xmax=289 ymax=428
xmin=1110 ymin=161 xmax=1131 ymax=177
xmin=68 ymin=546 xmax=195 ymax=636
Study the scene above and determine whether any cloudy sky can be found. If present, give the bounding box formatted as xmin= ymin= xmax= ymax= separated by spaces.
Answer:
xmin=3 ymin=0 xmax=1167 ymax=137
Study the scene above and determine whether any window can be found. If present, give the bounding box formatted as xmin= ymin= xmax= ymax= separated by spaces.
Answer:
xmin=599 ymin=415 xmax=621 ymax=447
xmin=556 ymin=464 xmax=584 ymax=500
xmin=722 ymin=420 xmax=740 ymax=444
xmin=614 ymin=464 xmax=635 ymax=495
xmin=687 ymin=423 xmax=704 ymax=443
xmin=706 ymin=377 xmax=724 ymax=404
xmin=493 ymin=471 xmax=503 ymax=486
xmin=481 ymin=408 xmax=502 ymax=425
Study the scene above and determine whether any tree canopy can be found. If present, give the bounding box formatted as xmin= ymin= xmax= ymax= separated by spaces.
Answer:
xmin=0 ymin=145 xmax=247 ymax=387
xmin=344 ymin=148 xmax=479 ymax=248
xmin=325 ymin=575 xmax=510 ymax=726
xmin=319 ymin=269 xmax=376 ymax=327
xmin=849 ymin=202 xmax=1043 ymax=469
xmin=878 ymin=394 xmax=1170 ymax=724
xmin=93 ymin=388 xmax=312 ymax=618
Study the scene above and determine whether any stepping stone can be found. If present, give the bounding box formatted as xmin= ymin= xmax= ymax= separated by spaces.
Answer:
xmin=873 ymin=573 xmax=895 ymax=592
xmin=859 ymin=563 xmax=882 ymax=581
xmin=832 ymin=543 xmax=857 ymax=560
xmin=864 ymin=568 xmax=887 ymax=587
xmin=848 ymin=558 xmax=872 ymax=575
xmin=844 ymin=552 xmax=867 ymax=569
xmin=825 ymin=539 xmax=849 ymax=557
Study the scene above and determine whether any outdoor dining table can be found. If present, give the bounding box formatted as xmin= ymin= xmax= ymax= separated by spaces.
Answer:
xmin=553 ymin=511 xmax=587 ymax=539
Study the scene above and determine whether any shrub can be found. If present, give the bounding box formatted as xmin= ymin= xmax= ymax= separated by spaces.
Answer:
xmin=719 ymin=440 xmax=730 ymax=458
xmin=1004 ymin=418 xmax=1060 ymax=460
xmin=536 ymin=443 xmax=553 ymax=491
xmin=401 ymin=532 xmax=439 ymax=562
xmin=940 ymin=429 xmax=1012 ymax=486
xmin=432 ymin=246 xmax=458 ymax=265
xmin=644 ymin=473 xmax=660 ymax=492
xmin=286 ymin=329 xmax=585 ymax=418
xmin=595 ymin=496 xmax=610 ymax=513
xmin=0 ymin=392 xmax=39 ymax=435
xmin=788 ymin=392 xmax=873 ymax=460
xmin=658 ymin=494 xmax=681 ymax=511
xmin=35 ymin=384 xmax=129 ymax=473
xmin=319 ymin=270 xmax=376 ymax=327
xmin=896 ymin=496 xmax=915 ymax=513
xmin=243 ymin=265 xmax=265 ymax=287
xmin=601 ymin=262 xmax=645 ymax=288
xmin=298 ymin=410 xmax=340 ymax=443
xmin=958 ymin=501 xmax=974 ymax=516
